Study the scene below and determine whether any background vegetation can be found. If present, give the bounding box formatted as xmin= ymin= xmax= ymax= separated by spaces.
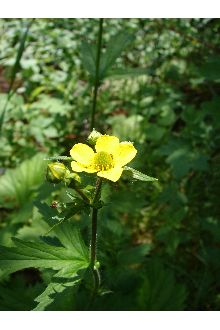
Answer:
xmin=0 ymin=18 xmax=220 ymax=311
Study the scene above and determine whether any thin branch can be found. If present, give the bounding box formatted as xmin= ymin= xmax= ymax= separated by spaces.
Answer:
xmin=90 ymin=18 xmax=104 ymax=131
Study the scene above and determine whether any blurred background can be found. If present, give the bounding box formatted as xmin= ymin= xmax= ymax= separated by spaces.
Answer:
xmin=0 ymin=18 xmax=220 ymax=310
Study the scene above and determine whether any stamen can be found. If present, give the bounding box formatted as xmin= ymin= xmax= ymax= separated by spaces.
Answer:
xmin=93 ymin=151 xmax=114 ymax=171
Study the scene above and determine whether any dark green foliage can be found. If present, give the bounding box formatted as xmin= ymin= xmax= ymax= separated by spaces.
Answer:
xmin=0 ymin=220 xmax=90 ymax=310
xmin=136 ymin=259 xmax=187 ymax=311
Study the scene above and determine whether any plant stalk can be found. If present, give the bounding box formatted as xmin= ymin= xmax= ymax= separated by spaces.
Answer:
xmin=74 ymin=186 xmax=90 ymax=204
xmin=90 ymin=178 xmax=102 ymax=296
xmin=90 ymin=18 xmax=104 ymax=131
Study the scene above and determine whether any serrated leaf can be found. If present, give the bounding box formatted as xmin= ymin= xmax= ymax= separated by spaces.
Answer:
xmin=16 ymin=207 xmax=50 ymax=242
xmin=80 ymin=40 xmax=96 ymax=78
xmin=33 ymin=276 xmax=79 ymax=311
xmin=35 ymin=199 xmax=89 ymax=235
xmin=124 ymin=166 xmax=158 ymax=182
xmin=53 ymin=221 xmax=89 ymax=263
xmin=44 ymin=156 xmax=72 ymax=161
xmin=99 ymin=31 xmax=135 ymax=78
xmin=0 ymin=221 xmax=89 ymax=279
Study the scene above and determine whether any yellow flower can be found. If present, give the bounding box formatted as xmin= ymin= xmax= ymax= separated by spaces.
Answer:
xmin=70 ymin=135 xmax=137 ymax=182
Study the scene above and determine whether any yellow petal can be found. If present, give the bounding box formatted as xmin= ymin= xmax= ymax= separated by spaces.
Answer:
xmin=97 ymin=166 xmax=123 ymax=182
xmin=113 ymin=142 xmax=137 ymax=166
xmin=71 ymin=161 xmax=97 ymax=173
xmin=70 ymin=143 xmax=94 ymax=165
xmin=95 ymin=135 xmax=119 ymax=154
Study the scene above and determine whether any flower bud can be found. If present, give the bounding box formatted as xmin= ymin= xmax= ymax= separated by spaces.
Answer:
xmin=46 ymin=162 xmax=67 ymax=184
xmin=87 ymin=129 xmax=102 ymax=146
xmin=64 ymin=170 xmax=81 ymax=185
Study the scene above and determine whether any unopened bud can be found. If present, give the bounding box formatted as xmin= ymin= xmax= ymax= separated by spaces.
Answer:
xmin=46 ymin=162 xmax=67 ymax=184
xmin=87 ymin=129 xmax=102 ymax=146
xmin=64 ymin=170 xmax=81 ymax=185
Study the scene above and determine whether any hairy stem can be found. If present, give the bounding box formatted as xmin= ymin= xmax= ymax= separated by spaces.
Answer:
xmin=90 ymin=178 xmax=102 ymax=296
xmin=74 ymin=186 xmax=90 ymax=204
xmin=90 ymin=18 xmax=104 ymax=131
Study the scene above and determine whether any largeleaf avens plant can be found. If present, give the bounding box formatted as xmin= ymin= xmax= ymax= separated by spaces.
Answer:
xmin=0 ymin=19 xmax=157 ymax=310
xmin=47 ymin=130 xmax=157 ymax=297
xmin=0 ymin=130 xmax=157 ymax=310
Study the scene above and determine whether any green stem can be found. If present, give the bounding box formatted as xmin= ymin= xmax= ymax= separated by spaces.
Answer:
xmin=90 ymin=178 xmax=102 ymax=296
xmin=74 ymin=186 xmax=90 ymax=204
xmin=90 ymin=208 xmax=98 ymax=269
xmin=90 ymin=18 xmax=104 ymax=131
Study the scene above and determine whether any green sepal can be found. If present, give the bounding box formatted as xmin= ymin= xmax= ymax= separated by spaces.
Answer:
xmin=44 ymin=156 xmax=73 ymax=161
xmin=46 ymin=162 xmax=67 ymax=184
xmin=124 ymin=166 xmax=158 ymax=182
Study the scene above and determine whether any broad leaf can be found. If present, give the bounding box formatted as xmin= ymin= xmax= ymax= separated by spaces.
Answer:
xmin=199 ymin=55 xmax=220 ymax=82
xmin=0 ymin=221 xmax=89 ymax=279
xmin=99 ymin=31 xmax=135 ymax=78
xmin=0 ymin=153 xmax=46 ymax=208
xmin=137 ymin=259 xmax=187 ymax=310
xmin=35 ymin=199 xmax=89 ymax=235
xmin=80 ymin=40 xmax=96 ymax=78
xmin=33 ymin=276 xmax=79 ymax=311
xmin=0 ymin=220 xmax=90 ymax=310
xmin=124 ymin=166 xmax=158 ymax=182
xmin=117 ymin=244 xmax=152 ymax=265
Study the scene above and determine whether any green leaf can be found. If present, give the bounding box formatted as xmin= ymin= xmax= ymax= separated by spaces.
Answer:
xmin=35 ymin=199 xmax=89 ymax=235
xmin=31 ymin=95 xmax=72 ymax=115
xmin=9 ymin=20 xmax=34 ymax=90
xmin=117 ymin=244 xmax=152 ymax=265
xmin=33 ymin=276 xmax=79 ymax=311
xmin=0 ymin=275 xmax=43 ymax=311
xmin=0 ymin=222 xmax=89 ymax=279
xmin=16 ymin=207 xmax=50 ymax=242
xmin=80 ymin=40 xmax=96 ymax=78
xmin=137 ymin=259 xmax=187 ymax=310
xmin=0 ymin=220 xmax=89 ymax=309
xmin=108 ymin=114 xmax=145 ymax=142
xmin=200 ymin=55 xmax=220 ymax=82
xmin=44 ymin=156 xmax=72 ymax=161
xmin=100 ymin=31 xmax=135 ymax=78
xmin=0 ymin=153 xmax=46 ymax=208
xmin=124 ymin=166 xmax=158 ymax=182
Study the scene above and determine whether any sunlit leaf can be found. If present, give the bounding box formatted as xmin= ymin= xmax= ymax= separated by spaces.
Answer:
xmin=124 ymin=166 xmax=158 ymax=182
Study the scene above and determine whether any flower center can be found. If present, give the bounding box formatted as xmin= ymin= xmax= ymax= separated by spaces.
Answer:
xmin=93 ymin=151 xmax=114 ymax=171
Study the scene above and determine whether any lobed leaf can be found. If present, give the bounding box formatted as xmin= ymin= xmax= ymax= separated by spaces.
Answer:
xmin=0 ymin=222 xmax=89 ymax=279
xmin=33 ymin=276 xmax=80 ymax=311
